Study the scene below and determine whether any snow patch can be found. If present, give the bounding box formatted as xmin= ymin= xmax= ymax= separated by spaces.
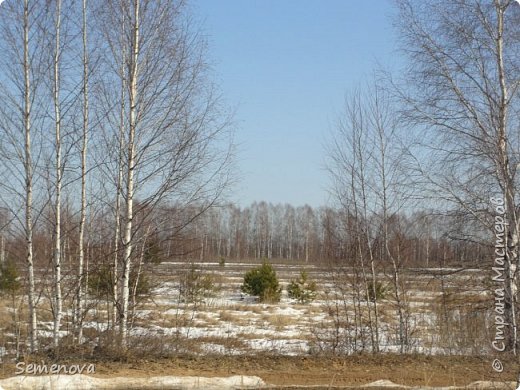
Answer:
xmin=0 ymin=374 xmax=265 ymax=390
xmin=365 ymin=379 xmax=406 ymax=387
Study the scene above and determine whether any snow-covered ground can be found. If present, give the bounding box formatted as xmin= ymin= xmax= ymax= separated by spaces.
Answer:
xmin=0 ymin=262 xmax=491 ymax=358
xmin=0 ymin=376 xmax=516 ymax=390
xmin=115 ymin=263 xmax=489 ymax=356
xmin=0 ymin=374 xmax=265 ymax=390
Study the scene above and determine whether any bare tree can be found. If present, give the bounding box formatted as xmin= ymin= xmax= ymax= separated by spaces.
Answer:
xmin=119 ymin=0 xmax=139 ymax=348
xmin=51 ymin=0 xmax=64 ymax=349
xmin=326 ymin=89 xmax=381 ymax=353
xmin=23 ymin=0 xmax=38 ymax=354
xmin=75 ymin=0 xmax=89 ymax=343
xmin=394 ymin=0 xmax=520 ymax=369
xmin=93 ymin=0 xmax=234 ymax=348
xmin=369 ymin=86 xmax=411 ymax=352
xmin=0 ymin=0 xmax=50 ymax=353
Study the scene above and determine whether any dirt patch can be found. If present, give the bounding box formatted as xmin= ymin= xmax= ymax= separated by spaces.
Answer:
xmin=0 ymin=354 xmax=515 ymax=387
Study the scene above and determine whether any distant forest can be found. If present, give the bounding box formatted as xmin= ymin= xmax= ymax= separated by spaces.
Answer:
xmin=119 ymin=202 xmax=490 ymax=268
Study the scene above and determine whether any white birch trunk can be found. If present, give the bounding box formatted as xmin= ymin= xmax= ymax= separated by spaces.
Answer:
xmin=130 ymin=226 xmax=150 ymax=329
xmin=358 ymin=151 xmax=379 ymax=352
xmin=112 ymin=9 xmax=127 ymax=332
xmin=350 ymin=161 xmax=376 ymax=352
xmin=112 ymin=104 xmax=123 ymax=331
xmin=76 ymin=0 xmax=89 ymax=344
xmin=52 ymin=0 xmax=63 ymax=349
xmin=120 ymin=0 xmax=140 ymax=348
xmin=23 ymin=0 xmax=37 ymax=353
xmin=76 ymin=0 xmax=89 ymax=343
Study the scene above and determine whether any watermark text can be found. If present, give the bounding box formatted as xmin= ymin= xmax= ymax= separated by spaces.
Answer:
xmin=15 ymin=362 xmax=95 ymax=376
xmin=490 ymin=196 xmax=508 ymax=373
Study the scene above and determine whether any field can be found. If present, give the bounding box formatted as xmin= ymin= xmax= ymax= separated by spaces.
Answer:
xmin=122 ymin=260 xmax=492 ymax=357
xmin=1 ymin=259 xmax=515 ymax=388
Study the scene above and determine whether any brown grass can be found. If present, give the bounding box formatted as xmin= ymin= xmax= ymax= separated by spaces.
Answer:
xmin=217 ymin=310 xmax=249 ymax=325
xmin=194 ymin=312 xmax=219 ymax=326
xmin=261 ymin=314 xmax=296 ymax=330
xmin=1 ymin=354 xmax=514 ymax=387
xmin=249 ymin=305 xmax=266 ymax=315
xmin=193 ymin=335 xmax=248 ymax=351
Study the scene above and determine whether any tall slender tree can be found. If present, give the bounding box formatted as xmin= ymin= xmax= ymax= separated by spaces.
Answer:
xmin=23 ymin=0 xmax=38 ymax=352
xmin=119 ymin=0 xmax=140 ymax=348
xmin=51 ymin=0 xmax=63 ymax=349
xmin=0 ymin=0 xmax=49 ymax=353
xmin=92 ymin=0 xmax=234 ymax=348
xmin=75 ymin=0 xmax=90 ymax=343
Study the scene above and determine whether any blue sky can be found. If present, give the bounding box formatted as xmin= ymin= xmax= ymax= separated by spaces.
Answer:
xmin=193 ymin=0 xmax=398 ymax=207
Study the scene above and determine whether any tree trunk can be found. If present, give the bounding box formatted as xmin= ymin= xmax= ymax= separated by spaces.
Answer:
xmin=113 ymin=10 xmax=127 ymax=332
xmin=23 ymin=0 xmax=37 ymax=354
xmin=76 ymin=0 xmax=89 ymax=344
xmin=52 ymin=0 xmax=63 ymax=350
xmin=120 ymin=0 xmax=140 ymax=349
xmin=130 ymin=226 xmax=150 ymax=329
xmin=495 ymin=0 xmax=518 ymax=356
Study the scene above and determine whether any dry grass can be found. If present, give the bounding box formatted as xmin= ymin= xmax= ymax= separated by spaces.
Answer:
xmin=0 ymin=305 xmax=12 ymax=330
xmin=193 ymin=335 xmax=248 ymax=351
xmin=194 ymin=312 xmax=219 ymax=326
xmin=249 ymin=305 xmax=262 ymax=314
xmin=261 ymin=314 xmax=296 ymax=330
xmin=141 ymin=310 xmax=165 ymax=322
xmin=0 ymin=264 xmax=497 ymax=363
xmin=303 ymin=305 xmax=322 ymax=316
xmin=218 ymin=310 xmax=249 ymax=326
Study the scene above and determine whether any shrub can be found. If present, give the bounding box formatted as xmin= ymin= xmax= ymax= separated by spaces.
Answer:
xmin=287 ymin=270 xmax=317 ymax=303
xmin=241 ymin=261 xmax=281 ymax=303
xmin=88 ymin=264 xmax=113 ymax=298
xmin=366 ymin=281 xmax=387 ymax=302
xmin=0 ymin=260 xmax=21 ymax=295
xmin=133 ymin=271 xmax=153 ymax=297
xmin=179 ymin=263 xmax=218 ymax=303
xmin=144 ymin=238 xmax=163 ymax=265
xmin=88 ymin=264 xmax=152 ymax=300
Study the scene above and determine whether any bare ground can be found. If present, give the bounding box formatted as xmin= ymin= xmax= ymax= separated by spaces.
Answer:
xmin=0 ymin=354 xmax=516 ymax=388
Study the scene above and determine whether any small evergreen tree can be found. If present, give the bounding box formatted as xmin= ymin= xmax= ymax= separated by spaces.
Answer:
xmin=287 ymin=270 xmax=317 ymax=304
xmin=366 ymin=281 xmax=387 ymax=302
xmin=144 ymin=237 xmax=163 ymax=265
xmin=0 ymin=260 xmax=21 ymax=296
xmin=88 ymin=264 xmax=114 ymax=299
xmin=0 ymin=259 xmax=21 ymax=358
xmin=241 ymin=262 xmax=281 ymax=303
xmin=88 ymin=264 xmax=152 ymax=300
xmin=179 ymin=263 xmax=218 ymax=303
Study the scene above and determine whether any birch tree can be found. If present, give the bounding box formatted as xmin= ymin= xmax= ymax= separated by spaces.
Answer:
xmin=75 ymin=0 xmax=89 ymax=343
xmin=394 ymin=0 xmax=520 ymax=365
xmin=369 ymin=86 xmax=410 ymax=352
xmin=326 ymin=90 xmax=381 ymax=352
xmin=51 ymin=0 xmax=63 ymax=349
xmin=95 ymin=0 xmax=234 ymax=348
xmin=0 ymin=0 xmax=50 ymax=353
xmin=119 ymin=0 xmax=139 ymax=348
xmin=23 ymin=0 xmax=38 ymax=353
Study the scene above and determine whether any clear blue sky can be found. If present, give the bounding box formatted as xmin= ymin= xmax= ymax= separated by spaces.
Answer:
xmin=193 ymin=0 xmax=398 ymax=207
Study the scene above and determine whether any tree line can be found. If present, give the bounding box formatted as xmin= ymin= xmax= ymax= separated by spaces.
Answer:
xmin=172 ymin=202 xmax=489 ymax=267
